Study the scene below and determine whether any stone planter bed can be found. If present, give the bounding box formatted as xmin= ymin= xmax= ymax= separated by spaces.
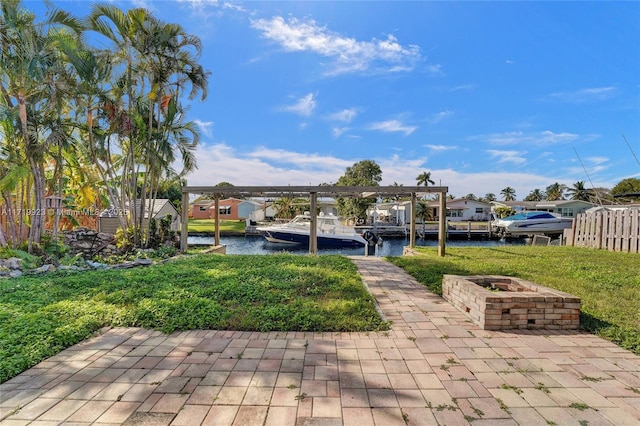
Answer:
xmin=442 ymin=274 xmax=581 ymax=330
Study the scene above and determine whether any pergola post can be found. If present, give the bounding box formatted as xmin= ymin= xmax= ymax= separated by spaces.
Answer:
xmin=309 ymin=192 xmax=318 ymax=255
xmin=438 ymin=191 xmax=447 ymax=257
xmin=179 ymin=185 xmax=449 ymax=256
xmin=180 ymin=190 xmax=189 ymax=252
xmin=410 ymin=192 xmax=416 ymax=248
xmin=214 ymin=195 xmax=220 ymax=247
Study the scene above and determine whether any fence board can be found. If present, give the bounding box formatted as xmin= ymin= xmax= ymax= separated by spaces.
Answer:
xmin=569 ymin=209 xmax=640 ymax=253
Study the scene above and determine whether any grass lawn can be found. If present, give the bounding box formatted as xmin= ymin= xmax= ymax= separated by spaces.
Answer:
xmin=388 ymin=246 xmax=640 ymax=356
xmin=0 ymin=254 xmax=388 ymax=383
xmin=188 ymin=218 xmax=245 ymax=233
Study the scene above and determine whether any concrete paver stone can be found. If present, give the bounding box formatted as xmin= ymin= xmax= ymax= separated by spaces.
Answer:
xmin=2 ymin=257 xmax=640 ymax=425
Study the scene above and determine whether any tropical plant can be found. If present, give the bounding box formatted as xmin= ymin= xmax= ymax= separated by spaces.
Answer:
xmin=611 ymin=178 xmax=640 ymax=202
xmin=336 ymin=160 xmax=382 ymax=220
xmin=86 ymin=4 xmax=208 ymax=246
xmin=415 ymin=199 xmax=432 ymax=237
xmin=482 ymin=193 xmax=496 ymax=203
xmin=493 ymin=206 xmax=516 ymax=218
xmin=524 ymin=188 xmax=545 ymax=201
xmin=500 ymin=186 xmax=516 ymax=202
xmin=272 ymin=197 xmax=310 ymax=219
xmin=545 ymin=182 xmax=567 ymax=201
xmin=416 ymin=171 xmax=435 ymax=187
xmin=566 ymin=181 xmax=595 ymax=202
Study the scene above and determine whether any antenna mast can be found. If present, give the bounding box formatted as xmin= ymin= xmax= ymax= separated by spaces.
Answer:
xmin=622 ymin=133 xmax=640 ymax=168
xmin=572 ymin=147 xmax=603 ymax=206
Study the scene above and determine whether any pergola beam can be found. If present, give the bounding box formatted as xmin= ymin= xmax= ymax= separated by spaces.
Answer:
xmin=181 ymin=185 xmax=449 ymax=256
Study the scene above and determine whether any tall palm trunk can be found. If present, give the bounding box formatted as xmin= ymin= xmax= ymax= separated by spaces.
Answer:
xmin=18 ymin=96 xmax=44 ymax=252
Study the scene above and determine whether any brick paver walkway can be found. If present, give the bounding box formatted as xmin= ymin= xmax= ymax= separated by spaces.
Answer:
xmin=1 ymin=256 xmax=640 ymax=425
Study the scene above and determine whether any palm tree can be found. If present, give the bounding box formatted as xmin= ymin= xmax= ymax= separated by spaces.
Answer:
xmin=483 ymin=193 xmax=497 ymax=203
xmin=524 ymin=188 xmax=545 ymax=201
xmin=545 ymin=182 xmax=567 ymax=201
xmin=500 ymin=187 xmax=516 ymax=202
xmin=566 ymin=181 xmax=595 ymax=202
xmin=0 ymin=0 xmax=82 ymax=251
xmin=415 ymin=199 xmax=432 ymax=238
xmin=416 ymin=171 xmax=435 ymax=187
xmin=88 ymin=4 xmax=209 ymax=246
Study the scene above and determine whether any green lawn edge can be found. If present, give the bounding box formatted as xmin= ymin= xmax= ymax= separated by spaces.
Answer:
xmin=387 ymin=246 xmax=640 ymax=356
xmin=0 ymin=254 xmax=388 ymax=383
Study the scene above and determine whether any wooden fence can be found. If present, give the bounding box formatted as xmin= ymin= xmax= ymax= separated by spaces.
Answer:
xmin=565 ymin=209 xmax=640 ymax=253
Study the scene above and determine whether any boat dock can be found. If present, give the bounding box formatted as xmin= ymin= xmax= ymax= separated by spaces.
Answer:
xmin=358 ymin=221 xmax=496 ymax=240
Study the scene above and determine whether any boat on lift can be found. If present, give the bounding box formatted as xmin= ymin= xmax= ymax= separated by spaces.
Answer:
xmin=491 ymin=211 xmax=574 ymax=237
xmin=256 ymin=212 xmax=375 ymax=248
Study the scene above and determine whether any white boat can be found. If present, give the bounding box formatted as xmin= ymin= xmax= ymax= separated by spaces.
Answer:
xmin=492 ymin=211 xmax=573 ymax=236
xmin=256 ymin=213 xmax=374 ymax=248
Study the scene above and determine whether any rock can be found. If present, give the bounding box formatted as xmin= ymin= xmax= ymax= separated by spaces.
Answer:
xmin=7 ymin=257 xmax=21 ymax=270
xmin=134 ymin=258 xmax=153 ymax=266
xmin=9 ymin=270 xmax=23 ymax=278
xmin=32 ymin=264 xmax=56 ymax=274
xmin=109 ymin=262 xmax=135 ymax=269
xmin=86 ymin=260 xmax=107 ymax=269
xmin=59 ymin=265 xmax=80 ymax=271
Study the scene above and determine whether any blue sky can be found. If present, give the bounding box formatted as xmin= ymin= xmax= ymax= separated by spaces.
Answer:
xmin=32 ymin=1 xmax=640 ymax=199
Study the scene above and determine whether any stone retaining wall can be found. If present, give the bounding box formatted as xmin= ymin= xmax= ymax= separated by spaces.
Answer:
xmin=442 ymin=275 xmax=580 ymax=330
xmin=63 ymin=227 xmax=118 ymax=256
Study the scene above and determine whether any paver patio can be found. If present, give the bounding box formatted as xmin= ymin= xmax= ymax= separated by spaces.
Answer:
xmin=1 ymin=256 xmax=640 ymax=425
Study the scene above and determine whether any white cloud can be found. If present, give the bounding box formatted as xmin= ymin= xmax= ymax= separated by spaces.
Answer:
xmin=194 ymin=119 xmax=214 ymax=138
xmin=427 ymin=144 xmax=457 ymax=152
xmin=547 ymin=86 xmax=617 ymax=103
xmin=427 ymin=64 xmax=444 ymax=75
xmin=187 ymin=143 xmax=352 ymax=186
xmin=280 ymin=93 xmax=317 ymax=117
xmin=247 ymin=147 xmax=352 ymax=168
xmin=478 ymin=130 xmax=579 ymax=146
xmin=586 ymin=156 xmax=609 ymax=165
xmin=176 ymin=0 xmax=246 ymax=14
xmin=427 ymin=109 xmax=452 ymax=124
xmin=450 ymin=84 xmax=474 ymax=92
xmin=486 ymin=149 xmax=527 ymax=165
xmin=250 ymin=16 xmax=421 ymax=75
xmin=328 ymin=108 xmax=358 ymax=123
xmin=184 ymin=144 xmax=614 ymax=200
xmin=369 ymin=119 xmax=417 ymax=136
xmin=332 ymin=127 xmax=349 ymax=138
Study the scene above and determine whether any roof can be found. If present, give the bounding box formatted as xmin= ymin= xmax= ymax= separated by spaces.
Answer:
xmin=100 ymin=199 xmax=178 ymax=218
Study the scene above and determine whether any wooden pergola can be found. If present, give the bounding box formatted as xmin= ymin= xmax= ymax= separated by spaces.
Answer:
xmin=180 ymin=185 xmax=449 ymax=256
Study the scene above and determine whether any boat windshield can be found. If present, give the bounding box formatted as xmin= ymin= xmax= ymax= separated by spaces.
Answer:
xmin=503 ymin=211 xmax=556 ymax=221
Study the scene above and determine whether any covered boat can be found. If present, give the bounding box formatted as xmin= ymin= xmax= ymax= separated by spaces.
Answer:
xmin=256 ymin=212 xmax=370 ymax=248
xmin=492 ymin=211 xmax=573 ymax=237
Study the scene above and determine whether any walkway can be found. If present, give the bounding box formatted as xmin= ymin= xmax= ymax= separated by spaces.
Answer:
xmin=1 ymin=257 xmax=640 ymax=425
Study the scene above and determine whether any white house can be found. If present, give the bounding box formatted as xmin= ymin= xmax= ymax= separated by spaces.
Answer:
xmin=434 ymin=198 xmax=492 ymax=221
xmin=368 ymin=201 xmax=412 ymax=225
xmin=99 ymin=198 xmax=180 ymax=235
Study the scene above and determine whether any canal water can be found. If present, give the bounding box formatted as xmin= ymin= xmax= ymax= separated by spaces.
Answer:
xmin=188 ymin=235 xmax=527 ymax=256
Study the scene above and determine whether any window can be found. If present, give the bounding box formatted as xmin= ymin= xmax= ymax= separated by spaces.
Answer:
xmin=447 ymin=209 xmax=464 ymax=218
xmin=198 ymin=206 xmax=207 ymax=212
xmin=219 ymin=206 xmax=231 ymax=215
xmin=561 ymin=208 xmax=574 ymax=217
xmin=475 ymin=207 xmax=484 ymax=214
